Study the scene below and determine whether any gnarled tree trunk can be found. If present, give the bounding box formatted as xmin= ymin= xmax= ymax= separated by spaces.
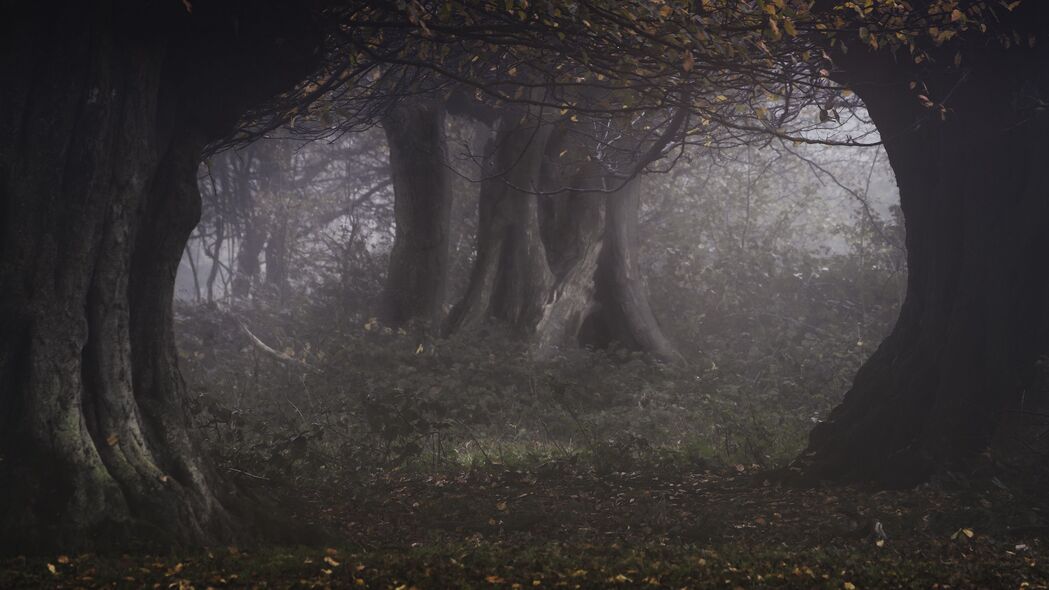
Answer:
xmin=797 ymin=8 xmax=1049 ymax=486
xmin=380 ymin=99 xmax=453 ymax=329
xmin=0 ymin=1 xmax=317 ymax=552
xmin=446 ymin=116 xmax=681 ymax=363
xmin=446 ymin=113 xmax=556 ymax=334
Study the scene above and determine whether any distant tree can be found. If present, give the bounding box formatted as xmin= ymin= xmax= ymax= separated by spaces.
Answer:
xmin=380 ymin=98 xmax=454 ymax=329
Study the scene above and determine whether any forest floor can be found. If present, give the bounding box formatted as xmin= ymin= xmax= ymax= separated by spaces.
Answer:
xmin=4 ymin=462 xmax=1049 ymax=589
xmin=4 ymin=305 xmax=1049 ymax=588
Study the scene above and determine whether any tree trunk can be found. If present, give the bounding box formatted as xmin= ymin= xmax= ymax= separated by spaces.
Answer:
xmin=590 ymin=176 xmax=683 ymax=363
xmin=232 ymin=214 xmax=268 ymax=299
xmin=445 ymin=114 xmax=555 ymax=334
xmin=797 ymin=14 xmax=1049 ymax=486
xmin=0 ymin=1 xmax=317 ymax=551
xmin=230 ymin=148 xmax=269 ymax=300
xmin=446 ymin=117 xmax=681 ymax=362
xmin=265 ymin=217 xmax=290 ymax=301
xmin=380 ymin=100 xmax=453 ymax=329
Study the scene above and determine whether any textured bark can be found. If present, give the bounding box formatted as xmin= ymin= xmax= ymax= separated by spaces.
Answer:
xmin=380 ymin=100 xmax=453 ymax=329
xmin=797 ymin=7 xmax=1049 ymax=486
xmin=0 ymin=1 xmax=317 ymax=551
xmin=446 ymin=115 xmax=555 ymax=334
xmin=590 ymin=176 xmax=683 ymax=364
xmin=447 ymin=118 xmax=680 ymax=362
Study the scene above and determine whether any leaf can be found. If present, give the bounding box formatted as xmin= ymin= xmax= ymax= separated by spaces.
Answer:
xmin=105 ymin=433 xmax=119 ymax=447
xmin=47 ymin=563 xmax=57 ymax=575
xmin=496 ymin=500 xmax=508 ymax=511
xmin=682 ymin=51 xmax=695 ymax=72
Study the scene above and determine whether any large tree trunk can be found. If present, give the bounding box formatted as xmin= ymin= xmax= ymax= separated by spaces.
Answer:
xmin=0 ymin=1 xmax=317 ymax=552
xmin=797 ymin=10 xmax=1049 ymax=486
xmin=445 ymin=114 xmax=556 ymax=334
xmin=380 ymin=100 xmax=453 ymax=329
xmin=446 ymin=117 xmax=681 ymax=362
xmin=590 ymin=176 xmax=683 ymax=363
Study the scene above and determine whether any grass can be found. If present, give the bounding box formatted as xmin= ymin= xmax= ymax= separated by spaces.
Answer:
xmin=4 ymin=305 xmax=1045 ymax=588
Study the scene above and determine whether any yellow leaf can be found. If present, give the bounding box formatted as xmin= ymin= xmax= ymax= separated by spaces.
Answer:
xmin=843 ymin=583 xmax=857 ymax=590
xmin=56 ymin=555 xmax=70 ymax=565
xmin=47 ymin=563 xmax=57 ymax=575
xmin=962 ymin=528 xmax=975 ymax=538
xmin=496 ymin=501 xmax=508 ymax=511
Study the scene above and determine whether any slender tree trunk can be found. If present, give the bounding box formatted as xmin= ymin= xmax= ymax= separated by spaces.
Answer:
xmin=265 ymin=217 xmax=289 ymax=301
xmin=230 ymin=149 xmax=269 ymax=300
xmin=380 ymin=100 xmax=453 ymax=329
xmin=205 ymin=221 xmax=225 ymax=303
xmin=232 ymin=216 xmax=268 ymax=299
xmin=798 ymin=14 xmax=1049 ymax=485
xmin=0 ymin=1 xmax=317 ymax=551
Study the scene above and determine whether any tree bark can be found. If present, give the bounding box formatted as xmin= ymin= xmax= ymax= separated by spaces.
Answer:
xmin=446 ymin=117 xmax=681 ymax=362
xmin=380 ymin=100 xmax=454 ymax=329
xmin=797 ymin=10 xmax=1049 ymax=486
xmin=0 ymin=1 xmax=317 ymax=551
xmin=445 ymin=114 xmax=556 ymax=334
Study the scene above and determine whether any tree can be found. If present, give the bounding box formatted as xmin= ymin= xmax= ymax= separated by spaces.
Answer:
xmin=445 ymin=110 xmax=683 ymax=362
xmin=0 ymin=1 xmax=318 ymax=551
xmin=380 ymin=99 xmax=454 ymax=329
xmin=795 ymin=0 xmax=1049 ymax=486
